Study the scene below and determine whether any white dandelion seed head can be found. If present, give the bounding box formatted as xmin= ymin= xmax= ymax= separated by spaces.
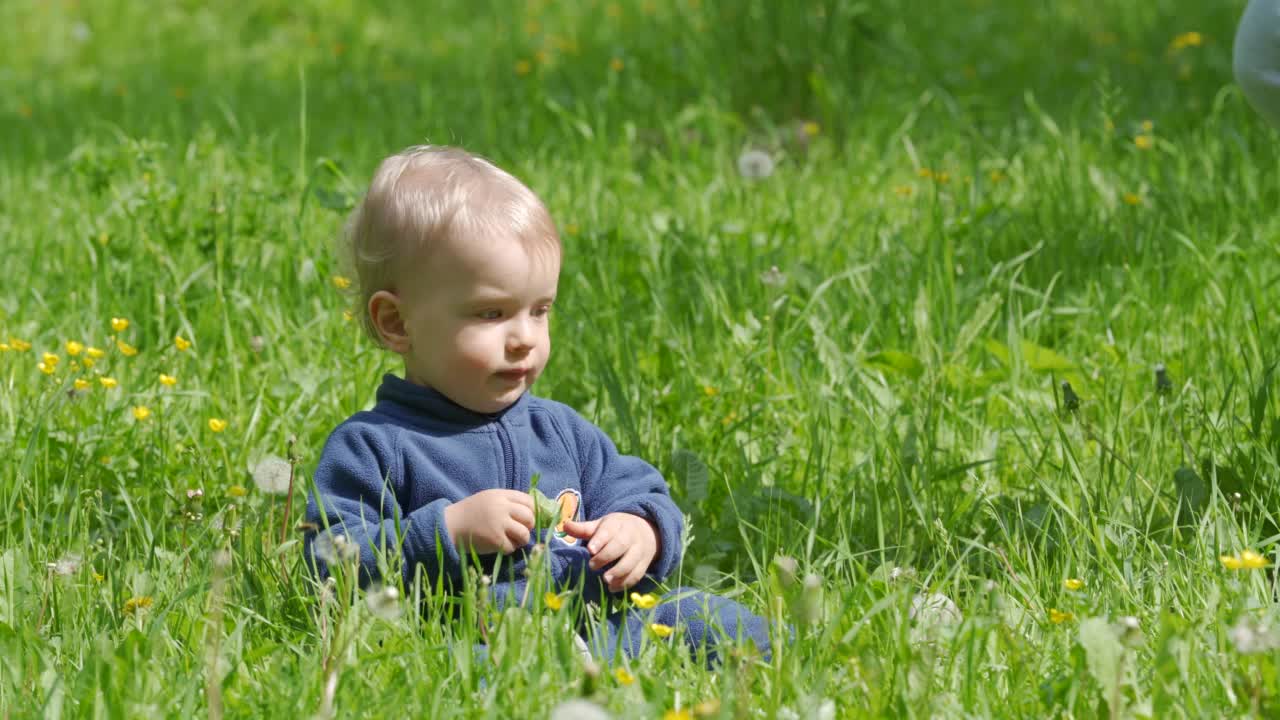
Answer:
xmin=251 ymin=455 xmax=292 ymax=495
xmin=910 ymin=592 xmax=962 ymax=627
xmin=313 ymin=531 xmax=359 ymax=565
xmin=760 ymin=265 xmax=786 ymax=287
xmin=48 ymin=553 xmax=83 ymax=577
xmin=365 ymin=584 xmax=402 ymax=621
xmin=737 ymin=149 xmax=775 ymax=180
xmin=549 ymin=699 xmax=613 ymax=720
xmin=1229 ymin=617 xmax=1280 ymax=655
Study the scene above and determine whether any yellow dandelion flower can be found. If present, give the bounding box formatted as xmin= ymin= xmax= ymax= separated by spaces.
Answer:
xmin=693 ymin=700 xmax=721 ymax=717
xmin=207 ymin=418 xmax=228 ymax=433
xmin=1134 ymin=134 xmax=1154 ymax=150
xmin=630 ymin=592 xmax=659 ymax=609
xmin=110 ymin=317 xmax=129 ymax=332
xmin=649 ymin=623 xmax=674 ymax=638
xmin=702 ymin=385 xmax=718 ymax=397
xmin=342 ymin=310 xmax=354 ymax=322
xmin=934 ymin=171 xmax=951 ymax=184
xmin=1122 ymin=192 xmax=1141 ymax=206
xmin=86 ymin=346 xmax=105 ymax=359
xmin=514 ymin=59 xmax=533 ymax=76
xmin=42 ymin=352 xmax=59 ymax=366
xmin=227 ymin=485 xmax=248 ymax=498
xmin=331 ymin=275 xmax=352 ymax=289
xmin=1140 ymin=119 xmax=1154 ymax=133
xmin=65 ymin=340 xmax=84 ymax=356
xmin=82 ymin=357 xmax=95 ymax=368
xmin=132 ymin=406 xmax=152 ymax=421
xmin=610 ymin=57 xmax=625 ymax=72
xmin=0 ymin=343 xmax=9 ymax=352
xmin=663 ymin=710 xmax=692 ymax=720
xmin=613 ymin=667 xmax=635 ymax=685
xmin=802 ymin=121 xmax=821 ymax=137
xmin=122 ymin=596 xmax=153 ymax=614
xmin=37 ymin=361 xmax=55 ymax=375
xmin=1240 ymin=550 xmax=1269 ymax=569
xmin=893 ymin=184 xmax=915 ymax=197
xmin=1220 ymin=554 xmax=1245 ymax=570
xmin=544 ymin=592 xmax=564 ymax=611
xmin=99 ymin=376 xmax=118 ymax=389
xmin=174 ymin=335 xmax=192 ymax=351
xmin=10 ymin=338 xmax=31 ymax=351
xmin=73 ymin=378 xmax=91 ymax=391
xmin=1063 ymin=578 xmax=1085 ymax=591
xmin=1048 ymin=608 xmax=1074 ymax=624
xmin=116 ymin=339 xmax=138 ymax=357
xmin=988 ymin=169 xmax=1007 ymax=183
xmin=1170 ymin=31 xmax=1203 ymax=51
xmin=159 ymin=373 xmax=177 ymax=387
xmin=92 ymin=572 xmax=104 ymax=582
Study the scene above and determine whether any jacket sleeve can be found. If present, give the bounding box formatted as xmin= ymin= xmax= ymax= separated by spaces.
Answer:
xmin=305 ymin=421 xmax=463 ymax=590
xmin=564 ymin=410 xmax=684 ymax=584
xmin=1236 ymin=0 xmax=1280 ymax=128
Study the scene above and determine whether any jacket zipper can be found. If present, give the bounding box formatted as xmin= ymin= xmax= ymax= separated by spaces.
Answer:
xmin=496 ymin=420 xmax=516 ymax=490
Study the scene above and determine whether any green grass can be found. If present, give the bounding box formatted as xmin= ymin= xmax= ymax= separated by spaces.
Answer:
xmin=3 ymin=0 xmax=1280 ymax=717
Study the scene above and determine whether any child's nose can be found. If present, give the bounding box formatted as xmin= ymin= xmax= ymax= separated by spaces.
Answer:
xmin=506 ymin=317 xmax=534 ymax=352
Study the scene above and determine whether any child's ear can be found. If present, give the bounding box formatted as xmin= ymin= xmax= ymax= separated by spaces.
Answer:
xmin=368 ymin=290 xmax=411 ymax=354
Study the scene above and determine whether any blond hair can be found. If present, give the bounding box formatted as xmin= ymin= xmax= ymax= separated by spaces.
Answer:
xmin=342 ymin=145 xmax=560 ymax=343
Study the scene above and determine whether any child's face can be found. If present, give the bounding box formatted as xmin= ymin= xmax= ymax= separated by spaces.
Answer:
xmin=399 ymin=234 xmax=559 ymax=414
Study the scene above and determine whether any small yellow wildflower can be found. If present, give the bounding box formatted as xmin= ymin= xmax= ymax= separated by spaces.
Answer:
xmin=1140 ymin=120 xmax=1154 ymax=133
xmin=111 ymin=317 xmax=129 ymax=332
xmin=86 ymin=346 xmax=105 ymax=359
xmin=1048 ymin=608 xmax=1074 ymax=624
xmin=893 ymin=184 xmax=914 ymax=197
xmin=610 ymin=57 xmax=625 ymax=72
xmin=228 ymin=485 xmax=249 ymax=498
xmin=73 ymin=379 xmax=91 ymax=391
xmin=122 ymin=596 xmax=153 ymax=614
xmin=65 ymin=341 xmax=84 ymax=356
xmin=514 ymin=59 xmax=533 ymax=76
xmin=1240 ymin=550 xmax=1269 ymax=569
xmin=0 ymin=343 xmax=9 ymax=352
xmin=132 ymin=406 xmax=152 ymax=421
xmin=342 ymin=310 xmax=354 ymax=322
xmin=663 ymin=710 xmax=692 ymax=720
xmin=174 ymin=335 xmax=192 ymax=351
xmin=1063 ymin=578 xmax=1085 ymax=591
xmin=1134 ymin=134 xmax=1154 ymax=150
xmin=1170 ymin=31 xmax=1203 ymax=51
xmin=917 ymin=168 xmax=934 ymax=179
xmin=159 ymin=373 xmax=177 ymax=387
xmin=116 ymin=339 xmax=138 ymax=357
xmin=10 ymin=338 xmax=31 ymax=351
xmin=331 ymin=275 xmax=352 ymax=289
xmin=702 ymin=385 xmax=718 ymax=397
xmin=693 ymin=700 xmax=721 ymax=717
xmin=988 ymin=169 xmax=1007 ymax=183
xmin=564 ymin=223 xmax=580 ymax=236
xmin=649 ymin=623 xmax=674 ymax=638
xmin=37 ymin=361 xmax=55 ymax=375
xmin=208 ymin=418 xmax=228 ymax=433
xmin=92 ymin=572 xmax=105 ymax=582
xmin=630 ymin=592 xmax=659 ymax=609
xmin=544 ymin=592 xmax=564 ymax=611
xmin=99 ymin=377 xmax=118 ymax=389
xmin=1122 ymin=192 xmax=1141 ymax=206
xmin=612 ymin=667 xmax=635 ymax=685
xmin=42 ymin=352 xmax=59 ymax=366
xmin=802 ymin=121 xmax=821 ymax=137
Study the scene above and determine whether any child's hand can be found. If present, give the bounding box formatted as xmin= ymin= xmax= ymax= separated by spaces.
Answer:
xmin=562 ymin=513 xmax=660 ymax=592
xmin=444 ymin=489 xmax=535 ymax=555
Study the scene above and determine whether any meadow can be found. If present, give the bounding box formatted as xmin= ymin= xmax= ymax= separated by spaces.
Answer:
xmin=2 ymin=0 xmax=1280 ymax=717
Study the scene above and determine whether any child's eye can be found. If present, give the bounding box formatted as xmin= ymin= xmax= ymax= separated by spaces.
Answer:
xmin=478 ymin=310 xmax=502 ymax=320
xmin=532 ymin=305 xmax=552 ymax=318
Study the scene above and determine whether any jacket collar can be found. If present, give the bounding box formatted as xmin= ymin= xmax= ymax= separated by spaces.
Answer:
xmin=374 ymin=373 xmax=529 ymax=428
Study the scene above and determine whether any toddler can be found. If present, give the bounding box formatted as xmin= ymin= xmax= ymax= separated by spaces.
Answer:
xmin=304 ymin=146 xmax=770 ymax=664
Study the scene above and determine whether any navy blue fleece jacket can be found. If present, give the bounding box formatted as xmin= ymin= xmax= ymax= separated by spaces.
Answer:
xmin=304 ymin=374 xmax=683 ymax=603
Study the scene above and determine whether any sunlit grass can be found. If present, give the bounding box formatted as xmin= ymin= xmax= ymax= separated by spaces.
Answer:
xmin=2 ymin=0 xmax=1280 ymax=717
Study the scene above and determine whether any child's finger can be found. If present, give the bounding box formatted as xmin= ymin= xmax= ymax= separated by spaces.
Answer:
xmin=504 ymin=519 xmax=531 ymax=550
xmin=561 ymin=519 xmax=597 ymax=539
xmin=618 ymin=547 xmax=651 ymax=590
xmin=605 ymin=548 xmax=643 ymax=591
xmin=508 ymin=503 xmax=535 ymax=529
xmin=586 ymin=525 xmax=614 ymax=555
xmin=588 ymin=535 xmax=627 ymax=570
